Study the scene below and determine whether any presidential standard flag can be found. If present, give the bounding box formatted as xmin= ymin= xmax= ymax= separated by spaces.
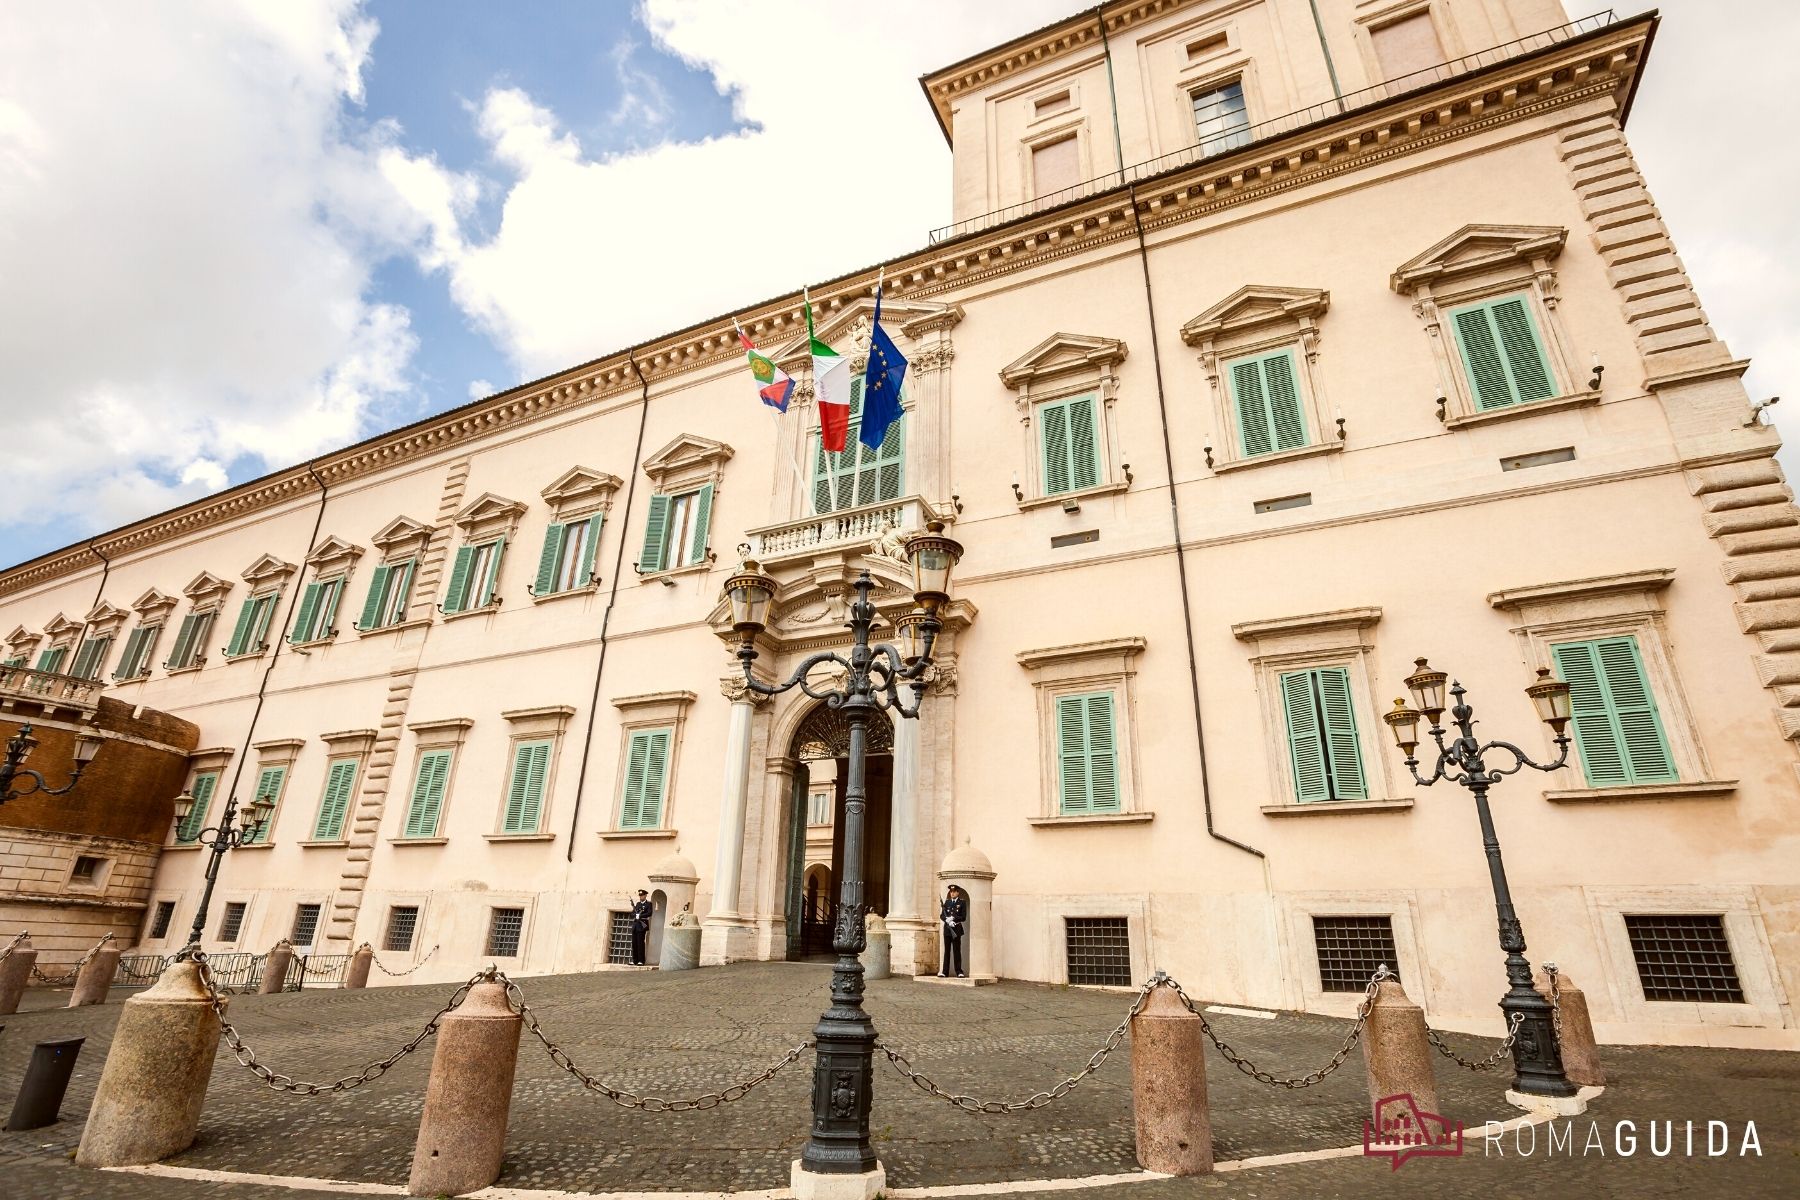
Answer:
xmin=735 ymin=323 xmax=794 ymax=412
xmin=859 ymin=283 xmax=907 ymax=451
xmin=805 ymin=291 xmax=853 ymax=452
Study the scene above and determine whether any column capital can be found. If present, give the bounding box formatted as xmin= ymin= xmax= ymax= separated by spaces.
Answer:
xmin=719 ymin=671 xmax=773 ymax=705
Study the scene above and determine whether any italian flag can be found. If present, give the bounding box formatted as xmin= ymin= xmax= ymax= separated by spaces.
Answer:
xmin=805 ymin=292 xmax=852 ymax=452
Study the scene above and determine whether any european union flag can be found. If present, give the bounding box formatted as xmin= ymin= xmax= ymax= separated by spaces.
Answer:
xmin=860 ymin=287 xmax=907 ymax=451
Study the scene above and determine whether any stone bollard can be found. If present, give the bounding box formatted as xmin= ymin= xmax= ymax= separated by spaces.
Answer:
xmin=345 ymin=944 xmax=374 ymax=990
xmin=1360 ymin=978 xmax=1438 ymax=1120
xmin=258 ymin=942 xmax=294 ymax=995
xmin=408 ymin=980 xmax=522 ymax=1197
xmin=68 ymin=946 xmax=123 ymax=1008
xmin=660 ymin=923 xmax=700 ymax=972
xmin=1535 ymin=968 xmax=1604 ymax=1087
xmin=863 ymin=912 xmax=891 ymax=982
xmin=1130 ymin=985 xmax=1212 ymax=1175
xmin=75 ymin=961 xmax=222 ymax=1167
xmin=0 ymin=938 xmax=36 ymax=1015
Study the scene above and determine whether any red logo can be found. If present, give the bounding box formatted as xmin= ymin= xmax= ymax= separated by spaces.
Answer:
xmin=1363 ymin=1093 xmax=1464 ymax=1169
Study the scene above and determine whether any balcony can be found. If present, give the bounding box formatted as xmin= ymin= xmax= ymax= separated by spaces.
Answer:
xmin=745 ymin=496 xmax=946 ymax=567
xmin=0 ymin=664 xmax=102 ymax=717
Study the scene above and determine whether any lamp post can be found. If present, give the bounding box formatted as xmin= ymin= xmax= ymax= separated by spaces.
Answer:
xmin=1 ymin=722 xmax=102 ymax=805
xmin=1381 ymin=658 xmax=1578 ymax=1099
xmin=171 ymin=784 xmax=276 ymax=957
xmin=721 ymin=520 xmax=962 ymax=1179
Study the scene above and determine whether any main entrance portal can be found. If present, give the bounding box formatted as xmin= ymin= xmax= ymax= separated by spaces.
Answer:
xmin=784 ymin=702 xmax=892 ymax=961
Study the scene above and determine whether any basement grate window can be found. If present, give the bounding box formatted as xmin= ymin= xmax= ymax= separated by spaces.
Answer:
xmin=1313 ymin=915 xmax=1399 ymax=992
xmin=148 ymin=900 xmax=175 ymax=939
xmin=486 ymin=907 xmax=524 ymax=958
xmin=608 ymin=911 xmax=636 ymax=964
xmin=1624 ymin=914 xmax=1745 ymax=1003
xmin=290 ymin=903 xmax=322 ymax=948
xmin=384 ymin=906 xmax=419 ymax=952
xmin=1065 ymin=916 xmax=1132 ymax=986
xmin=217 ymin=901 xmax=247 ymax=942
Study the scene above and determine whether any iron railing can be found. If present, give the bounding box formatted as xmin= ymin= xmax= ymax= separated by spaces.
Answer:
xmin=296 ymin=953 xmax=351 ymax=987
xmin=114 ymin=953 xmax=170 ymax=987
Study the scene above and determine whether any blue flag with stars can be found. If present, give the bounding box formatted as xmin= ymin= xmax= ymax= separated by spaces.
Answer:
xmin=859 ymin=285 xmax=906 ymax=451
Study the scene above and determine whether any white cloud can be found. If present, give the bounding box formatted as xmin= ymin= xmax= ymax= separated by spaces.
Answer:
xmin=468 ymin=378 xmax=494 ymax=400
xmin=607 ymin=39 xmax=674 ymax=133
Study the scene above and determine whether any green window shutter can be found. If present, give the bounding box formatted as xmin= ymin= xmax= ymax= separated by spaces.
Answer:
xmin=1082 ymin=692 xmax=1120 ymax=811
xmin=1315 ymin=667 xmax=1367 ymax=800
xmin=36 ymin=645 xmax=68 ymax=674
xmin=620 ymin=729 xmax=671 ymax=829
xmin=639 ymin=494 xmax=671 ymax=573
xmin=1552 ymin=637 xmax=1676 ymax=786
xmin=248 ymin=766 xmax=286 ymax=843
xmin=1490 ymin=297 xmax=1555 ymax=402
xmin=1040 ymin=401 xmax=1072 ymax=495
xmin=1452 ymin=304 xmax=1513 ymax=410
xmin=535 ymin=523 xmax=566 ymax=595
xmin=1056 ymin=694 xmax=1089 ymax=813
xmin=579 ymin=514 xmax=604 ymax=584
xmin=224 ymin=597 xmax=256 ymax=656
xmin=318 ymin=578 xmax=343 ymax=635
xmin=1230 ymin=358 xmax=1272 ymax=457
xmin=1067 ymin=395 xmax=1100 ymax=491
xmin=289 ymin=583 xmax=321 ymax=645
xmin=71 ymin=638 xmax=105 ymax=680
xmin=1281 ymin=668 xmax=1366 ymax=802
xmin=115 ymin=627 xmax=149 ymax=679
xmin=1055 ymin=691 xmax=1119 ymax=814
xmin=686 ymin=485 xmax=714 ymax=567
xmin=313 ymin=758 xmax=358 ymax=840
xmin=443 ymin=546 xmax=475 ymax=614
xmin=1281 ymin=671 xmax=1330 ymax=802
xmin=404 ymin=750 xmax=453 ymax=838
xmin=811 ymin=435 xmax=834 ymax=513
xmin=358 ymin=564 xmax=391 ymax=629
xmin=168 ymin=613 xmax=199 ymax=668
xmin=475 ymin=537 xmax=505 ymax=606
xmin=389 ymin=560 xmax=415 ymax=622
xmin=250 ymin=595 xmax=277 ymax=650
xmin=1263 ymin=351 xmax=1307 ymax=451
xmin=620 ymin=732 xmax=650 ymax=828
xmin=1230 ymin=351 xmax=1307 ymax=456
xmin=504 ymin=741 xmax=552 ymax=833
xmin=179 ymin=772 xmax=218 ymax=843
xmin=1452 ymin=295 xmax=1555 ymax=410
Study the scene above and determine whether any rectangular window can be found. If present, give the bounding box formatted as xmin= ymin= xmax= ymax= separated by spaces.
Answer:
xmin=1064 ymin=917 xmax=1132 ymax=986
xmin=358 ymin=559 xmax=416 ymax=630
xmin=384 ymin=905 xmax=420 ymax=952
xmin=70 ymin=855 xmax=105 ymax=884
xmin=1550 ymin=635 xmax=1677 ymax=787
xmin=176 ymin=771 xmax=220 ymax=844
xmin=245 ymin=765 xmax=286 ymax=844
xmin=115 ymin=623 xmax=162 ymax=680
xmin=1055 ymin=691 xmax=1121 ymax=815
xmin=70 ymin=635 xmax=113 ymax=681
xmin=217 ymin=901 xmax=247 ymax=942
xmin=502 ymin=740 xmax=552 ymax=833
xmin=289 ymin=577 xmax=344 ymax=644
xmin=291 ymin=903 xmax=323 ymax=948
xmin=313 ymin=757 xmax=359 ymax=841
xmin=1370 ymin=12 xmax=1446 ymax=85
xmin=1192 ymin=79 xmax=1249 ymax=153
xmin=34 ymin=645 xmax=69 ymax=674
xmin=1449 ymin=293 xmax=1556 ymax=410
xmin=608 ymin=911 xmax=636 ymax=964
xmin=619 ymin=728 xmax=673 ymax=829
xmin=638 ymin=486 xmax=713 ymax=573
xmin=1038 ymin=393 xmax=1101 ymax=497
xmin=1313 ymin=915 xmax=1399 ymax=991
xmin=808 ymin=791 xmax=831 ymax=825
xmin=444 ymin=539 xmax=505 ymax=613
xmin=402 ymin=749 xmax=454 ymax=838
xmin=1032 ymin=134 xmax=1080 ymax=198
xmin=1227 ymin=348 xmax=1307 ymax=457
xmin=1280 ymin=667 xmax=1367 ymax=803
xmin=149 ymin=900 xmax=176 ymax=940
xmin=225 ymin=592 xmax=279 ymax=656
xmin=1033 ymin=89 xmax=1072 ymax=118
xmin=534 ymin=514 xmax=604 ymax=596
xmin=1625 ymin=914 xmax=1745 ymax=1003
xmin=167 ymin=610 xmax=216 ymax=670
xmin=813 ymin=380 xmax=905 ymax=514
xmin=486 ymin=907 xmax=525 ymax=958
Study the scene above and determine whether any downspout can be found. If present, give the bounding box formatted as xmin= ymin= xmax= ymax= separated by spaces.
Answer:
xmin=75 ymin=537 xmax=112 ymax=667
xmin=1096 ymin=10 xmax=1127 ymax=183
xmin=565 ymin=348 xmax=654 ymax=861
xmin=1305 ymin=0 xmax=1347 ymax=109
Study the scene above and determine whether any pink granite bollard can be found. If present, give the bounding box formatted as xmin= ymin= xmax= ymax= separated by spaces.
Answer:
xmin=1360 ymin=978 xmax=1439 ymax=1120
xmin=69 ymin=945 xmax=122 ymax=1008
xmin=408 ymin=980 xmax=523 ymax=1197
xmin=258 ymin=942 xmax=294 ymax=995
xmin=1535 ymin=967 xmax=1604 ymax=1087
xmin=1130 ymin=985 xmax=1213 ymax=1175
xmin=0 ymin=938 xmax=36 ymax=1015
xmin=345 ymin=944 xmax=374 ymax=990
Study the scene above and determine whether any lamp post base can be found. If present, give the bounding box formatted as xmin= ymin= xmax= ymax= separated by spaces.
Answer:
xmin=1506 ymin=1087 xmax=1592 ymax=1117
xmin=791 ymin=1160 xmax=886 ymax=1200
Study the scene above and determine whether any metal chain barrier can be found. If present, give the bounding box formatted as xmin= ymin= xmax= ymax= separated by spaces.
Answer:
xmin=371 ymin=943 xmax=439 ymax=977
xmin=1174 ymin=967 xmax=1387 ymax=1089
xmin=498 ymin=972 xmax=810 ymax=1111
xmin=1424 ymin=1012 xmax=1524 ymax=1072
xmin=29 ymin=931 xmax=115 ymax=986
xmin=0 ymin=930 xmax=28 ymax=963
xmin=1544 ymin=963 xmax=1565 ymax=1045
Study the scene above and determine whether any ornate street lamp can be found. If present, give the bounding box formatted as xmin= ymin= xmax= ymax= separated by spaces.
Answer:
xmin=1382 ymin=658 xmax=1578 ymax=1099
xmin=722 ymin=521 xmax=962 ymax=1180
xmin=1 ymin=722 xmax=102 ymax=805
xmin=172 ymin=785 xmax=277 ymax=957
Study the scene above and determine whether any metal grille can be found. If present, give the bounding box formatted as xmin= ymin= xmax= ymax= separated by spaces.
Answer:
xmin=384 ymin=906 xmax=419 ymax=952
xmin=1624 ymin=914 xmax=1745 ymax=1003
xmin=608 ymin=911 xmax=635 ymax=964
xmin=1313 ymin=915 xmax=1399 ymax=992
xmin=1064 ymin=917 xmax=1131 ymax=986
xmin=291 ymin=904 xmax=322 ymax=948
xmin=217 ymin=901 xmax=247 ymax=942
xmin=116 ymin=953 xmax=169 ymax=987
xmin=487 ymin=907 xmax=524 ymax=958
xmin=148 ymin=900 xmax=175 ymax=939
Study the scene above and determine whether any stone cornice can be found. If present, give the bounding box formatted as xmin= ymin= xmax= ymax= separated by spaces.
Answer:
xmin=0 ymin=15 xmax=1650 ymax=602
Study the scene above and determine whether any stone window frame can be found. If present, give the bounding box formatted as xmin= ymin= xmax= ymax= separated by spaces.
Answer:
xmin=1390 ymin=224 xmax=1591 ymax=428
xmin=998 ymin=333 xmax=1130 ymax=510
xmin=1016 ymin=638 xmax=1152 ymax=826
xmin=1284 ymin=891 xmax=1427 ymax=1019
xmin=1181 ymin=285 xmax=1339 ymax=473
xmin=1179 ymin=58 xmax=1257 ymax=154
xmin=64 ymin=853 xmax=112 ymax=894
xmin=361 ymin=516 xmax=434 ymax=635
xmin=486 ymin=705 xmax=576 ymax=842
xmin=535 ymin=467 xmax=624 ymax=601
xmin=212 ymin=892 xmax=257 ymax=949
xmin=37 ymin=613 xmax=83 ymax=667
xmin=292 ymin=536 xmax=364 ymax=648
xmin=118 ymin=588 xmax=179 ymax=682
xmin=379 ymin=893 xmax=434 ymax=958
xmin=600 ymin=691 xmax=696 ymax=839
xmin=1018 ymin=117 xmax=1091 ymax=205
xmin=224 ymin=554 xmax=298 ymax=662
xmin=166 ymin=572 xmax=234 ymax=674
xmin=443 ymin=494 xmax=527 ymax=619
xmin=302 ymin=728 xmax=375 ymax=848
xmin=142 ymin=895 xmax=182 ymax=947
xmin=1231 ymin=607 xmax=1411 ymax=815
xmin=389 ymin=718 xmax=475 ymax=846
xmin=1048 ymin=894 xmax=1153 ymax=988
xmin=1487 ymin=568 xmax=1733 ymax=803
xmin=636 ymin=435 xmax=733 ymax=582
xmin=4 ymin=625 xmax=42 ymax=665
xmin=482 ymin=894 xmax=538 ymax=962
xmin=238 ymin=737 xmax=304 ymax=851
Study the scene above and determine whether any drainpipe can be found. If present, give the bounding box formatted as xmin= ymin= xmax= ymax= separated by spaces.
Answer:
xmin=1096 ymin=9 xmax=1127 ymax=183
xmin=1306 ymin=0 xmax=1347 ymax=109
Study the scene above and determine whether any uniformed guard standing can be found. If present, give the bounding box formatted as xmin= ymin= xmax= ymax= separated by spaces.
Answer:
xmin=938 ymin=884 xmax=968 ymax=978
xmin=630 ymin=889 xmax=654 ymax=966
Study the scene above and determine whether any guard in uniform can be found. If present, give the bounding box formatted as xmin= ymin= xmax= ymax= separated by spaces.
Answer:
xmin=630 ymin=889 xmax=654 ymax=965
xmin=938 ymin=885 xmax=968 ymax=978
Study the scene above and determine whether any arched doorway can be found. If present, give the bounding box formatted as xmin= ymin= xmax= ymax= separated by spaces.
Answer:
xmin=783 ymin=702 xmax=893 ymax=961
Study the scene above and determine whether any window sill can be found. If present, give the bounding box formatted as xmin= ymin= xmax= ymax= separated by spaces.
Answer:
xmin=298 ymin=839 xmax=349 ymax=849
xmin=164 ymin=663 xmax=205 ymax=676
xmin=288 ymin=635 xmax=338 ymax=650
xmin=484 ymin=832 xmax=556 ymax=842
xmin=163 ymin=842 xmax=203 ymax=852
xmin=233 ymin=842 xmax=274 ymax=851
xmin=1210 ymin=441 xmax=1343 ymax=474
xmin=1443 ymin=391 xmax=1598 ymax=430
xmin=532 ymin=585 xmax=600 ymax=605
xmin=1260 ymin=798 xmax=1414 ymax=816
xmin=357 ymin=617 xmax=432 ymax=640
xmin=112 ymin=673 xmax=151 ymax=686
xmin=637 ymin=563 xmax=712 ymax=585
xmin=388 ymin=836 xmax=448 ymax=846
xmin=1543 ymin=780 xmax=1737 ymax=804
xmin=1018 ymin=480 xmax=1129 ymax=512
xmin=441 ymin=603 xmax=502 ymax=623
xmin=221 ymin=647 xmax=271 ymax=663
xmin=1027 ymin=811 xmax=1154 ymax=828
xmin=598 ymin=828 xmax=678 ymax=840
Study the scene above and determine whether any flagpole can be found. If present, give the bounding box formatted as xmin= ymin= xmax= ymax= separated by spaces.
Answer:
xmin=806 ymin=286 xmax=846 ymax=516
xmin=737 ymin=317 xmax=811 ymax=507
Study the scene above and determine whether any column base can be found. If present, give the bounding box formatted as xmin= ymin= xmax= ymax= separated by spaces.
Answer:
xmin=1505 ymin=1085 xmax=1598 ymax=1117
xmin=912 ymin=973 xmax=996 ymax=987
xmin=700 ymin=917 xmax=757 ymax=966
xmin=791 ymin=1160 xmax=886 ymax=1200
xmin=886 ymin=919 xmax=935 ymax=978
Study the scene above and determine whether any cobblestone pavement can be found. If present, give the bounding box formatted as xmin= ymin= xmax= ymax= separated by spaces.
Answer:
xmin=0 ymin=962 xmax=1794 ymax=1197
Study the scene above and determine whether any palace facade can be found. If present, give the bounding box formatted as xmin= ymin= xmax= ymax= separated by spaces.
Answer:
xmin=3 ymin=0 xmax=1796 ymax=1047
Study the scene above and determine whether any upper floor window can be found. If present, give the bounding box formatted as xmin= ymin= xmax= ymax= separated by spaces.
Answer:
xmin=359 ymin=560 xmax=416 ymax=630
xmin=1551 ymin=635 xmax=1677 ymax=787
xmin=1192 ymin=80 xmax=1249 ymax=154
xmin=813 ymin=380 xmax=905 ymax=513
xmin=999 ymin=333 xmax=1126 ymax=505
xmin=1448 ymin=293 xmax=1556 ymax=411
xmin=640 ymin=487 xmax=713 ymax=574
xmin=619 ymin=728 xmax=673 ymax=830
xmin=166 ymin=609 xmax=217 ymax=671
xmin=1039 ymin=393 xmax=1101 ymax=496
xmin=1056 ymin=690 xmax=1121 ymax=815
xmin=289 ymin=575 xmax=345 ymax=645
xmin=114 ymin=623 xmax=162 ymax=681
xmin=1032 ymin=134 xmax=1080 ymax=199
xmin=35 ymin=643 xmax=69 ymax=674
xmin=808 ymin=790 xmax=831 ymax=825
xmin=1279 ymin=667 xmax=1368 ymax=804
xmin=402 ymin=748 xmax=455 ymax=839
xmin=225 ymin=591 xmax=280 ymax=657
xmin=535 ymin=514 xmax=603 ymax=596
xmin=313 ymin=757 xmax=359 ymax=842
xmin=176 ymin=770 xmax=220 ymax=844
xmin=1226 ymin=348 xmax=1308 ymax=458
xmin=502 ymin=739 xmax=553 ymax=834
xmin=444 ymin=539 xmax=505 ymax=613
xmin=69 ymin=636 xmax=112 ymax=680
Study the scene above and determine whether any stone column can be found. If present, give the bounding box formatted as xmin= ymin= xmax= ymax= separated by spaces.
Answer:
xmin=702 ymin=676 xmax=762 ymax=965
xmin=258 ymin=942 xmax=294 ymax=995
xmin=936 ymin=841 xmax=997 ymax=984
xmin=1130 ymin=986 xmax=1212 ymax=1175
xmin=407 ymin=980 xmax=522 ymax=1197
xmin=885 ymin=714 xmax=929 ymax=975
xmin=1359 ymin=979 xmax=1438 ymax=1120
